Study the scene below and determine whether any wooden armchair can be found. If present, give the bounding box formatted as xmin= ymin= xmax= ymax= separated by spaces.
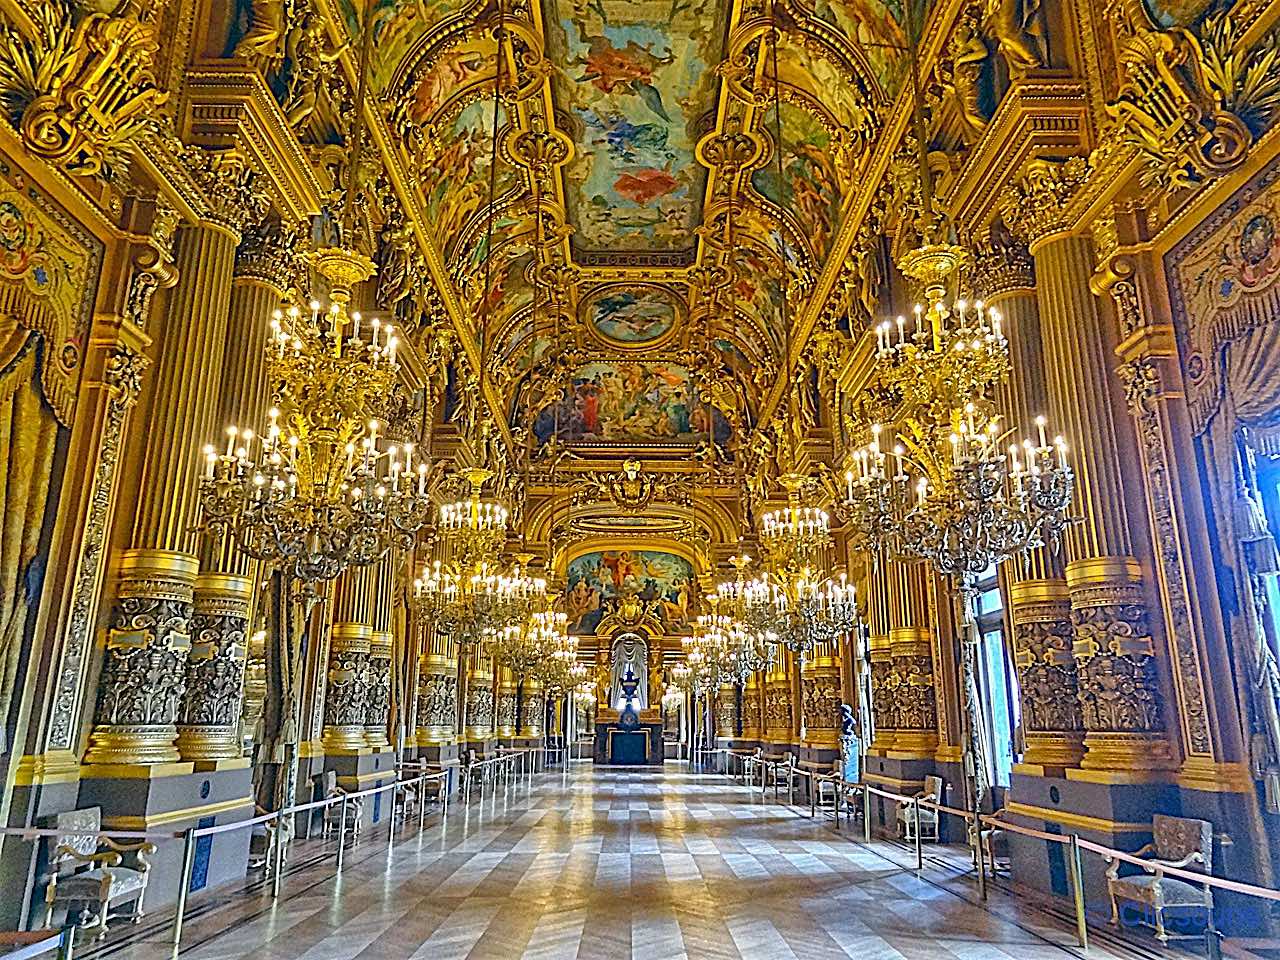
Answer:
xmin=1106 ymin=814 xmax=1214 ymax=944
xmin=41 ymin=807 xmax=155 ymax=940
xmin=896 ymin=775 xmax=942 ymax=842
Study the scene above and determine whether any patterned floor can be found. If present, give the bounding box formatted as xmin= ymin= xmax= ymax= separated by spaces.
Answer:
xmin=112 ymin=764 xmax=1130 ymax=960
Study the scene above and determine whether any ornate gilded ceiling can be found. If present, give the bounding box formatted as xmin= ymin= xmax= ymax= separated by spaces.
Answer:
xmin=308 ymin=0 xmax=912 ymax=460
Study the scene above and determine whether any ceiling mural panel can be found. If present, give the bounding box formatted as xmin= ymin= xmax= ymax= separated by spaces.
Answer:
xmin=583 ymin=284 xmax=679 ymax=345
xmin=542 ymin=0 xmax=728 ymax=258
xmin=566 ymin=548 xmax=694 ymax=634
xmin=752 ymin=101 xmax=844 ymax=263
xmin=405 ymin=37 xmax=498 ymax=124
xmin=533 ymin=360 xmax=732 ymax=446
xmin=425 ymin=99 xmax=519 ymax=263
xmin=338 ymin=0 xmax=476 ymax=90
xmin=804 ymin=0 xmax=913 ymax=99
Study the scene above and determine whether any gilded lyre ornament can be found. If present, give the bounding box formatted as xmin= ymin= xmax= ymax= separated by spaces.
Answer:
xmin=0 ymin=0 xmax=167 ymax=177
xmin=1107 ymin=6 xmax=1280 ymax=192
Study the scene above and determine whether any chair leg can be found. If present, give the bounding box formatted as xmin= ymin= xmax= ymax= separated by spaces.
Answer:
xmin=1108 ymin=889 xmax=1119 ymax=926
xmin=1154 ymin=906 xmax=1168 ymax=944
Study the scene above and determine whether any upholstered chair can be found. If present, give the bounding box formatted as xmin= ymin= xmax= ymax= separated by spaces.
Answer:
xmin=1106 ymin=814 xmax=1214 ymax=943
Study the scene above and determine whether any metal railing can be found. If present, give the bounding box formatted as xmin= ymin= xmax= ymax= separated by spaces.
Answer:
xmin=726 ymin=765 xmax=1280 ymax=956
xmin=3 ymin=748 xmax=543 ymax=958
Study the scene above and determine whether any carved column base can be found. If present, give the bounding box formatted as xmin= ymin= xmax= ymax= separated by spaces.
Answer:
xmin=176 ymin=573 xmax=251 ymax=761
xmin=85 ymin=550 xmax=198 ymax=766
xmin=364 ymin=631 xmax=392 ymax=749
xmin=715 ymin=684 xmax=737 ymax=740
xmin=764 ymin=675 xmax=794 ymax=745
xmin=1067 ymin=557 xmax=1175 ymax=772
xmin=1008 ymin=578 xmax=1085 ymax=769
xmin=463 ymin=664 xmax=495 ymax=742
xmin=869 ymin=638 xmax=898 ymax=753
xmin=416 ymin=654 xmax=458 ymax=745
xmin=520 ymin=681 xmax=544 ymax=738
xmin=321 ymin=623 xmax=372 ymax=754
xmin=800 ymin=657 xmax=841 ymax=750
xmin=889 ymin=628 xmax=937 ymax=760
xmin=495 ymin=680 xmax=518 ymax=739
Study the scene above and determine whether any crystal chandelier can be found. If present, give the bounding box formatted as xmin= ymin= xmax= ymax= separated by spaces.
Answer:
xmin=759 ymin=474 xmax=832 ymax=577
xmin=531 ymin=621 xmax=581 ymax=694
xmin=739 ymin=569 xmax=858 ymax=659
xmin=200 ymin=249 xmax=431 ymax=583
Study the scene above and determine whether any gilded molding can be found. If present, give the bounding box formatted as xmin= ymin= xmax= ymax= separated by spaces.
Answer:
xmin=48 ymin=345 xmax=149 ymax=752
xmin=1000 ymin=156 xmax=1092 ymax=251
xmin=176 ymin=573 xmax=251 ymax=761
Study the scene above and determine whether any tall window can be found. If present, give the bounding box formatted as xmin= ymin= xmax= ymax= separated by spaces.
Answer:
xmin=974 ymin=567 xmax=1020 ymax=788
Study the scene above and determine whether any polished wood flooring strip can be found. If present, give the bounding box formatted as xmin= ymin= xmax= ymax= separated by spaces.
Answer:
xmin=104 ymin=766 xmax=1129 ymax=960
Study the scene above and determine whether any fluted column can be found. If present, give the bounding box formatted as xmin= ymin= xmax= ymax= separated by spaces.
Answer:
xmin=520 ymin=679 xmax=544 ymax=738
xmin=364 ymin=557 xmax=393 ymax=749
xmin=977 ymin=233 xmax=1084 ymax=769
xmin=322 ymin=568 xmax=374 ymax=752
xmin=1004 ymin=165 xmax=1175 ymax=774
xmin=86 ymin=218 xmax=240 ymax=766
xmin=888 ymin=562 xmax=938 ymax=758
xmin=495 ymin=667 xmax=518 ymax=739
xmin=178 ymin=226 xmax=292 ymax=762
xmin=866 ymin=562 xmax=897 ymax=753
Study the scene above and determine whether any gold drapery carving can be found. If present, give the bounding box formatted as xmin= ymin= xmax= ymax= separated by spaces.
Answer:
xmin=0 ymin=329 xmax=58 ymax=754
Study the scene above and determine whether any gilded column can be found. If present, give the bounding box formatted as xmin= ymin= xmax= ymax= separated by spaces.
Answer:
xmin=365 ymin=557 xmax=393 ymax=750
xmin=86 ymin=212 xmax=242 ymax=766
xmin=321 ymin=568 xmax=374 ymax=753
xmin=463 ymin=652 xmax=495 ymax=743
xmin=519 ymin=679 xmax=544 ymax=738
xmin=495 ymin=667 xmax=518 ymax=740
xmin=177 ymin=226 xmax=293 ymax=762
xmin=888 ymin=562 xmax=938 ymax=758
xmin=866 ymin=563 xmax=897 ymax=754
xmin=1004 ymin=161 xmax=1173 ymax=773
xmin=975 ymin=229 xmax=1084 ymax=770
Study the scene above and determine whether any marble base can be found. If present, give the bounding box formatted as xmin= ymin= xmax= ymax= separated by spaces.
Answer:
xmin=75 ymin=764 xmax=254 ymax=914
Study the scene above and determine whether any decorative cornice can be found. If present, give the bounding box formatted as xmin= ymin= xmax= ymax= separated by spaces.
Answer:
xmin=1000 ymin=155 xmax=1093 ymax=251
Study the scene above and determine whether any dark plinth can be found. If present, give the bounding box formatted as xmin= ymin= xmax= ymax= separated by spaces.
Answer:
xmin=593 ymin=721 xmax=662 ymax=766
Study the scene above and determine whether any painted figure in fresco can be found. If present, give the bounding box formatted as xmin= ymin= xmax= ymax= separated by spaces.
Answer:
xmin=565 ymin=551 xmax=695 ymax=634
xmin=571 ymin=29 xmax=675 ymax=122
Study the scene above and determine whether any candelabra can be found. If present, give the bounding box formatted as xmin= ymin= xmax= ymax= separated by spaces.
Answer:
xmin=738 ymin=570 xmax=858 ymax=660
xmin=199 ymin=249 xmax=431 ymax=584
xmin=715 ymin=554 xmax=778 ymax=678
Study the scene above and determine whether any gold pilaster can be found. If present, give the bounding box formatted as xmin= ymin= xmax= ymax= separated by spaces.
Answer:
xmin=365 ymin=631 xmax=393 ymax=750
xmin=866 ymin=562 xmax=897 ymax=753
xmin=800 ymin=643 xmax=842 ymax=750
xmin=176 ymin=573 xmax=251 ymax=761
xmin=764 ymin=656 xmax=794 ymax=746
xmin=888 ymin=563 xmax=937 ymax=758
xmin=740 ymin=671 xmax=763 ymax=741
xmin=416 ymin=653 xmax=459 ymax=745
xmin=715 ymin=683 xmax=737 ymax=740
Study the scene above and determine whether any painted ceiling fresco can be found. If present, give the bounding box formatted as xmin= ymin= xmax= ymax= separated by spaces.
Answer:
xmin=543 ymin=0 xmax=728 ymax=258
xmin=339 ymin=0 xmax=903 ymax=452
xmin=583 ymin=285 xmax=679 ymax=344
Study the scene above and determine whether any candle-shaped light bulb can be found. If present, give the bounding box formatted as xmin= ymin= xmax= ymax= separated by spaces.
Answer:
xmin=1035 ymin=414 xmax=1048 ymax=448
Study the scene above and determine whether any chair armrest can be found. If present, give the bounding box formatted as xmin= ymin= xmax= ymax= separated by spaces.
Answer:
xmin=102 ymin=838 xmax=157 ymax=872
xmin=53 ymin=845 xmax=123 ymax=868
xmin=1148 ymin=851 xmax=1205 ymax=873
xmin=1105 ymin=843 xmax=1156 ymax=881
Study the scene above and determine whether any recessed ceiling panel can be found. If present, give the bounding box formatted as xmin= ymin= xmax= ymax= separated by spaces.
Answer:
xmin=542 ymin=0 xmax=728 ymax=260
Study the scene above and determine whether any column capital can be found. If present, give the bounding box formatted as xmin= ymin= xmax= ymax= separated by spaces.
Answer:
xmin=234 ymin=218 xmax=305 ymax=292
xmin=1000 ymin=156 xmax=1092 ymax=252
xmin=972 ymin=230 xmax=1035 ymax=301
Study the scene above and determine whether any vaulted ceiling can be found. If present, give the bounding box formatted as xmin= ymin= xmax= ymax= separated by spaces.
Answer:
xmin=317 ymin=0 xmax=922 ymax=462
